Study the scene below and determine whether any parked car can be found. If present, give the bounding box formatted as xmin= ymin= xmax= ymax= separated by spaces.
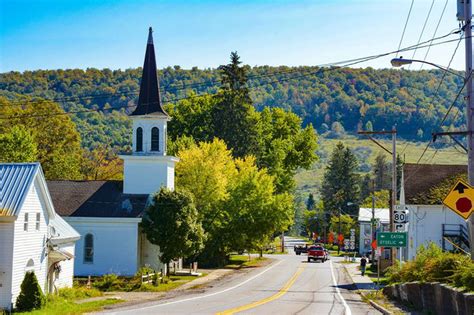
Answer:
xmin=307 ymin=245 xmax=328 ymax=262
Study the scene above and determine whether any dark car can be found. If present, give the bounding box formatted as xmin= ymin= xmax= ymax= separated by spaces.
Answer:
xmin=294 ymin=244 xmax=310 ymax=255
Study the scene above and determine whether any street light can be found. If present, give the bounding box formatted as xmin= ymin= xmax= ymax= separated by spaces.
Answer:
xmin=390 ymin=57 xmax=464 ymax=78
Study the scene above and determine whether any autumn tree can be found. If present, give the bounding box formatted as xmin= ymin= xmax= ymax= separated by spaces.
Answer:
xmin=0 ymin=97 xmax=83 ymax=179
xmin=0 ymin=126 xmax=38 ymax=162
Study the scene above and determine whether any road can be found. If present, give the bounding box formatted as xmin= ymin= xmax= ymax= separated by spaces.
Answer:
xmin=104 ymin=237 xmax=380 ymax=315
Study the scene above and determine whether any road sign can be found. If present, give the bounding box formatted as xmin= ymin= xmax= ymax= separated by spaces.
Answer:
xmin=338 ymin=233 xmax=344 ymax=244
xmin=394 ymin=205 xmax=408 ymax=223
xmin=443 ymin=180 xmax=474 ymax=219
xmin=376 ymin=232 xmax=407 ymax=247
xmin=328 ymin=233 xmax=334 ymax=244
xmin=371 ymin=239 xmax=377 ymax=250
xmin=395 ymin=223 xmax=406 ymax=232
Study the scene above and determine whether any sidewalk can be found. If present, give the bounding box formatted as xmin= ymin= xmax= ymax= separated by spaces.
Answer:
xmin=343 ymin=260 xmax=380 ymax=291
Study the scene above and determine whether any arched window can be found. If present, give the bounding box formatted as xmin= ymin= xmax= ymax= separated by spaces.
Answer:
xmin=84 ymin=234 xmax=94 ymax=263
xmin=151 ymin=127 xmax=159 ymax=151
xmin=136 ymin=127 xmax=143 ymax=152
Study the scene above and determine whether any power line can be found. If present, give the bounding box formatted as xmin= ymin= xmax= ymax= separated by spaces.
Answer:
xmin=420 ymin=0 xmax=449 ymax=70
xmin=0 ymin=28 xmax=463 ymax=109
xmin=409 ymin=0 xmax=436 ymax=69
xmin=397 ymin=0 xmax=416 ymax=55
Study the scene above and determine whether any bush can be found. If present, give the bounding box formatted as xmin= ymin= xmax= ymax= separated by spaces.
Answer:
xmin=15 ymin=271 xmax=45 ymax=312
xmin=93 ymin=274 xmax=120 ymax=291
xmin=386 ymin=243 xmax=473 ymax=291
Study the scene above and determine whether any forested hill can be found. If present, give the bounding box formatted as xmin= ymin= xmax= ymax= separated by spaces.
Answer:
xmin=0 ymin=66 xmax=465 ymax=149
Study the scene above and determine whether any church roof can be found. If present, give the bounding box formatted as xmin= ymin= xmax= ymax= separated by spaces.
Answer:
xmin=131 ymin=27 xmax=168 ymax=117
xmin=47 ymin=180 xmax=148 ymax=218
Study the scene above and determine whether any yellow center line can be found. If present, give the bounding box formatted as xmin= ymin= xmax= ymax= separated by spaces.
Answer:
xmin=215 ymin=264 xmax=306 ymax=315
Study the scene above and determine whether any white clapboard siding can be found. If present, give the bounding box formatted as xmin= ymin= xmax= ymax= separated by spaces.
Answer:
xmin=66 ymin=218 xmax=140 ymax=276
xmin=55 ymin=243 xmax=76 ymax=289
xmin=0 ymin=221 xmax=14 ymax=310
xmin=11 ymin=180 xmax=49 ymax=305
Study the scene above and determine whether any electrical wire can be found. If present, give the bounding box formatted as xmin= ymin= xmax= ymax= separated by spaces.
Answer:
xmin=0 ymin=28 xmax=463 ymax=109
xmin=397 ymin=0 xmax=416 ymax=55
xmin=420 ymin=0 xmax=449 ymax=70
xmin=409 ymin=0 xmax=436 ymax=69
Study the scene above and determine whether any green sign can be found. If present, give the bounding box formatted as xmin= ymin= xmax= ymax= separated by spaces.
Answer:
xmin=376 ymin=232 xmax=407 ymax=247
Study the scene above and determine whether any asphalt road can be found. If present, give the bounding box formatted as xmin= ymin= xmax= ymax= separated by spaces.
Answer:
xmin=104 ymin=237 xmax=380 ymax=315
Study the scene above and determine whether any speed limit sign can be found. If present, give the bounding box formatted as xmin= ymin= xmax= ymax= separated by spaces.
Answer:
xmin=394 ymin=205 xmax=408 ymax=223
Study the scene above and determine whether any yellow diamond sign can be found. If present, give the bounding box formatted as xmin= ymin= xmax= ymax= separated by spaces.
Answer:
xmin=443 ymin=180 xmax=474 ymax=220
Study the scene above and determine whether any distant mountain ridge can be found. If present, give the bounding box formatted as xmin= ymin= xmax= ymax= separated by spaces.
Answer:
xmin=0 ymin=66 xmax=465 ymax=149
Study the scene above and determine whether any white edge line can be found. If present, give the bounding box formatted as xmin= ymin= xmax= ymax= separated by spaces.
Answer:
xmin=106 ymin=259 xmax=284 ymax=314
xmin=329 ymin=260 xmax=352 ymax=315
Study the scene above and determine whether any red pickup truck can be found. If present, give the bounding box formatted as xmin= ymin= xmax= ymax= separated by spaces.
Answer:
xmin=307 ymin=246 xmax=327 ymax=262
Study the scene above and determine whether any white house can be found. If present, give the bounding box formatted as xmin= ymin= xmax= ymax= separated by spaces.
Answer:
xmin=0 ymin=163 xmax=80 ymax=311
xmin=357 ymin=207 xmax=389 ymax=255
xmin=401 ymin=163 xmax=470 ymax=260
xmin=46 ymin=27 xmax=179 ymax=276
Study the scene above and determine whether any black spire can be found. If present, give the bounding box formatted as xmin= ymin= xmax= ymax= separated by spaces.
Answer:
xmin=131 ymin=27 xmax=168 ymax=117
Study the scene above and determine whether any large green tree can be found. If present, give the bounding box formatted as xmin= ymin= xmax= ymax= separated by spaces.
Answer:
xmin=141 ymin=188 xmax=204 ymax=274
xmin=321 ymin=142 xmax=361 ymax=217
xmin=0 ymin=125 xmax=38 ymax=162
xmin=0 ymin=97 xmax=83 ymax=179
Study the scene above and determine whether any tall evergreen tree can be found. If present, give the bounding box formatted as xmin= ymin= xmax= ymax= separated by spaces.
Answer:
xmin=320 ymin=142 xmax=361 ymax=217
xmin=212 ymin=52 xmax=259 ymax=158
xmin=306 ymin=193 xmax=315 ymax=210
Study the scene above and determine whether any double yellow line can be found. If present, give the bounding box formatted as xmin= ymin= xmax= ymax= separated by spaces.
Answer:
xmin=216 ymin=264 xmax=305 ymax=315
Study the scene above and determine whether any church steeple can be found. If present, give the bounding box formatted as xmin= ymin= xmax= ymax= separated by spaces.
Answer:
xmin=131 ymin=27 xmax=168 ymax=117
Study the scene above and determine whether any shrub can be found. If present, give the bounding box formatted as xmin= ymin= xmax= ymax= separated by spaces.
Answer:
xmin=93 ymin=274 xmax=120 ymax=291
xmin=15 ymin=271 xmax=45 ymax=312
xmin=452 ymin=263 xmax=474 ymax=292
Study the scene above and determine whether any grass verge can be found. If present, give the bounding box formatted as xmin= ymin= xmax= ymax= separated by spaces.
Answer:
xmin=225 ymin=255 xmax=269 ymax=269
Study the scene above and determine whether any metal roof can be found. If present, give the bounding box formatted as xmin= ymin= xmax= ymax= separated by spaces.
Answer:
xmin=0 ymin=163 xmax=40 ymax=216
xmin=358 ymin=207 xmax=390 ymax=223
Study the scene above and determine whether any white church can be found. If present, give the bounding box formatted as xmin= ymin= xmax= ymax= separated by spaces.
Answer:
xmin=47 ymin=27 xmax=179 ymax=276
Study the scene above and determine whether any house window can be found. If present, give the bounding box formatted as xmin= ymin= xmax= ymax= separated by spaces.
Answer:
xmin=84 ymin=234 xmax=94 ymax=263
xmin=136 ymin=127 xmax=143 ymax=152
xmin=24 ymin=213 xmax=28 ymax=231
xmin=151 ymin=127 xmax=159 ymax=151
xmin=35 ymin=213 xmax=40 ymax=231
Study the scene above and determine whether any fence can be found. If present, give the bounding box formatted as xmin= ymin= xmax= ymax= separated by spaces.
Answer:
xmin=141 ymin=271 xmax=163 ymax=284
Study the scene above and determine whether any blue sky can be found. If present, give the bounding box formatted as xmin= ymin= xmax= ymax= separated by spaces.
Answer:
xmin=0 ymin=0 xmax=466 ymax=72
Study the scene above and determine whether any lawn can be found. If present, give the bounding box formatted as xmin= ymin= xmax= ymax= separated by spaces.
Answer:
xmin=362 ymin=266 xmax=389 ymax=286
xmin=17 ymin=287 xmax=122 ymax=315
xmin=136 ymin=274 xmax=206 ymax=292
xmin=225 ymin=255 xmax=270 ymax=269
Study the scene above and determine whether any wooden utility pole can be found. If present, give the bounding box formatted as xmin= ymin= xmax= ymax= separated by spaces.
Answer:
xmin=358 ymin=128 xmax=398 ymax=264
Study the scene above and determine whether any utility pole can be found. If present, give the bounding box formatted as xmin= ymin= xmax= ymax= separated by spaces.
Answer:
xmin=358 ymin=128 xmax=398 ymax=264
xmin=464 ymin=0 xmax=474 ymax=260
xmin=371 ymin=178 xmax=376 ymax=264
xmin=338 ymin=207 xmax=341 ymax=254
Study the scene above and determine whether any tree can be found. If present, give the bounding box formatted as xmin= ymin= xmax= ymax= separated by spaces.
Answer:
xmin=306 ymin=193 xmax=315 ymax=210
xmin=373 ymin=153 xmax=391 ymax=190
xmin=320 ymin=142 xmax=361 ymax=217
xmin=0 ymin=126 xmax=38 ymax=162
xmin=15 ymin=271 xmax=45 ymax=312
xmin=212 ymin=52 xmax=260 ymax=158
xmin=361 ymin=190 xmax=390 ymax=208
xmin=0 ymin=97 xmax=83 ymax=179
xmin=81 ymin=145 xmax=123 ymax=180
xmin=329 ymin=214 xmax=355 ymax=238
xmin=141 ymin=188 xmax=204 ymax=274
xmin=225 ymin=157 xmax=293 ymax=254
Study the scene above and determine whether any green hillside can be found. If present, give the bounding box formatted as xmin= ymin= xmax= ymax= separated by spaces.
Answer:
xmin=295 ymin=137 xmax=467 ymax=197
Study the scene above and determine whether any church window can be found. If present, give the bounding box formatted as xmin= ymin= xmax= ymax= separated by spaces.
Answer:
xmin=136 ymin=127 xmax=143 ymax=152
xmin=84 ymin=234 xmax=94 ymax=263
xmin=151 ymin=127 xmax=159 ymax=151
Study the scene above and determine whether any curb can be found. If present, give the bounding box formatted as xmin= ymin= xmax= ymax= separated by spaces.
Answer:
xmin=341 ymin=264 xmax=393 ymax=315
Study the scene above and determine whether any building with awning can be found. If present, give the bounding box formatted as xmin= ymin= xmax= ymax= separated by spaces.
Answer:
xmin=0 ymin=163 xmax=80 ymax=311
